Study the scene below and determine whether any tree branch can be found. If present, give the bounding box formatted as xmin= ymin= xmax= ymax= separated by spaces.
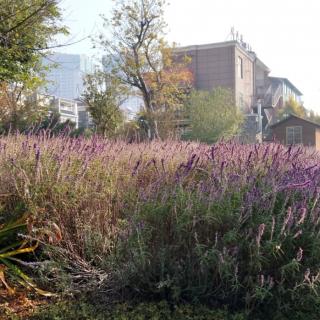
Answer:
xmin=3 ymin=0 xmax=56 ymax=35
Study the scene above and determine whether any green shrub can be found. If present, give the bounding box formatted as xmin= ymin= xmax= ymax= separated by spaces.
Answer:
xmin=30 ymin=301 xmax=245 ymax=320
xmin=109 ymin=185 xmax=320 ymax=318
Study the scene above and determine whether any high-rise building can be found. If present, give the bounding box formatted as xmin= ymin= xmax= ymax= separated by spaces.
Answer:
xmin=42 ymin=53 xmax=94 ymax=100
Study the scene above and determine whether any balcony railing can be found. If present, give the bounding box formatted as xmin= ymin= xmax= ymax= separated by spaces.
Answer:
xmin=256 ymin=83 xmax=282 ymax=108
xmin=271 ymin=84 xmax=282 ymax=107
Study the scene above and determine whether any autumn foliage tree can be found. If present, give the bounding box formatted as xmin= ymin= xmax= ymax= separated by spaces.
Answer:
xmin=276 ymin=96 xmax=306 ymax=120
xmin=308 ymin=109 xmax=320 ymax=124
xmin=98 ymin=0 xmax=193 ymax=139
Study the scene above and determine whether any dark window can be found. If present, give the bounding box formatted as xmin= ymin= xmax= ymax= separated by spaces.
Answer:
xmin=286 ymin=126 xmax=302 ymax=145
xmin=237 ymin=56 xmax=243 ymax=79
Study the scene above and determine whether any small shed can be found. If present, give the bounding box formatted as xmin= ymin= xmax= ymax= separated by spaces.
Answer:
xmin=270 ymin=114 xmax=320 ymax=149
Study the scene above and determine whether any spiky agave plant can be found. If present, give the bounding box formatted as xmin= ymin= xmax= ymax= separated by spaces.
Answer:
xmin=0 ymin=215 xmax=54 ymax=296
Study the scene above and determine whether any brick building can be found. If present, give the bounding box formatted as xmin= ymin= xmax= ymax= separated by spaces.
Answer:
xmin=174 ymin=40 xmax=303 ymax=141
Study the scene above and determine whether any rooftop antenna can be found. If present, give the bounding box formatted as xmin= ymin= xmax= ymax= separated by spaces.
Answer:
xmin=231 ymin=27 xmax=235 ymax=40
xmin=228 ymin=28 xmax=254 ymax=52
xmin=226 ymin=27 xmax=236 ymax=41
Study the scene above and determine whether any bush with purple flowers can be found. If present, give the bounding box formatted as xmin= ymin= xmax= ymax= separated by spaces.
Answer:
xmin=2 ymin=132 xmax=320 ymax=318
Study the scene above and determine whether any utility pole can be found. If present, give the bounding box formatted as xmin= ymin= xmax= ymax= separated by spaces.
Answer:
xmin=257 ymin=99 xmax=263 ymax=143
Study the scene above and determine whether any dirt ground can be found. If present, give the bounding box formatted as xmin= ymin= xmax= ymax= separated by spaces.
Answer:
xmin=0 ymin=289 xmax=51 ymax=319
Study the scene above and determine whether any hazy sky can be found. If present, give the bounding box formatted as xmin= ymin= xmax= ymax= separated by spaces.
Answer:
xmin=57 ymin=0 xmax=320 ymax=111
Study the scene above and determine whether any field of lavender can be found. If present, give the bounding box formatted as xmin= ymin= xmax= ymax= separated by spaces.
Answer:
xmin=2 ymin=133 xmax=320 ymax=319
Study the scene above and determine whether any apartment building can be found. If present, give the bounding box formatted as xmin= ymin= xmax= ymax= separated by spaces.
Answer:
xmin=76 ymin=99 xmax=94 ymax=129
xmin=53 ymin=97 xmax=78 ymax=128
xmin=30 ymin=94 xmax=79 ymax=128
xmin=175 ymin=40 xmax=303 ymax=141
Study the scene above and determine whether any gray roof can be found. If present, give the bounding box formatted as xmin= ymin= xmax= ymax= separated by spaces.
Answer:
xmin=255 ymin=57 xmax=270 ymax=73
xmin=175 ymin=40 xmax=257 ymax=62
xmin=269 ymin=77 xmax=303 ymax=96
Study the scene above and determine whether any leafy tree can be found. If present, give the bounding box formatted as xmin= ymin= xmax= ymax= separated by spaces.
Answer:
xmin=276 ymin=96 xmax=306 ymax=120
xmin=0 ymin=83 xmax=48 ymax=132
xmin=98 ymin=0 xmax=192 ymax=138
xmin=0 ymin=0 xmax=68 ymax=86
xmin=82 ymin=70 xmax=125 ymax=137
xmin=184 ymin=87 xmax=243 ymax=144
xmin=0 ymin=0 xmax=67 ymax=132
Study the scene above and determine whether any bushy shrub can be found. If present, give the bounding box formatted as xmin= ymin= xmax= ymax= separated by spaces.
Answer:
xmin=183 ymin=87 xmax=243 ymax=143
xmin=1 ymin=133 xmax=320 ymax=318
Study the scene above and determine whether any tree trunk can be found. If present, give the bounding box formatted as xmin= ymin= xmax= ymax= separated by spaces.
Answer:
xmin=141 ymin=91 xmax=160 ymax=140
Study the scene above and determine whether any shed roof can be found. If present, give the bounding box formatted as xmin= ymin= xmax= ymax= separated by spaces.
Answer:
xmin=270 ymin=114 xmax=320 ymax=129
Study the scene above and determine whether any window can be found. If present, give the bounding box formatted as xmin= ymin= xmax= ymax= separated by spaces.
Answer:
xmin=238 ymin=93 xmax=244 ymax=110
xmin=286 ymin=126 xmax=302 ymax=145
xmin=237 ymin=56 xmax=243 ymax=79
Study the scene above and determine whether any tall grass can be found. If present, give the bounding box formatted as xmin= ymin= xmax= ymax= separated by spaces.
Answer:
xmin=1 ymin=132 xmax=320 ymax=318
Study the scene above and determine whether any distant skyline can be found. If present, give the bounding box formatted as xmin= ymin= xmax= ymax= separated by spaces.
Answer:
xmin=56 ymin=0 xmax=320 ymax=112
xmin=43 ymin=53 xmax=94 ymax=99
